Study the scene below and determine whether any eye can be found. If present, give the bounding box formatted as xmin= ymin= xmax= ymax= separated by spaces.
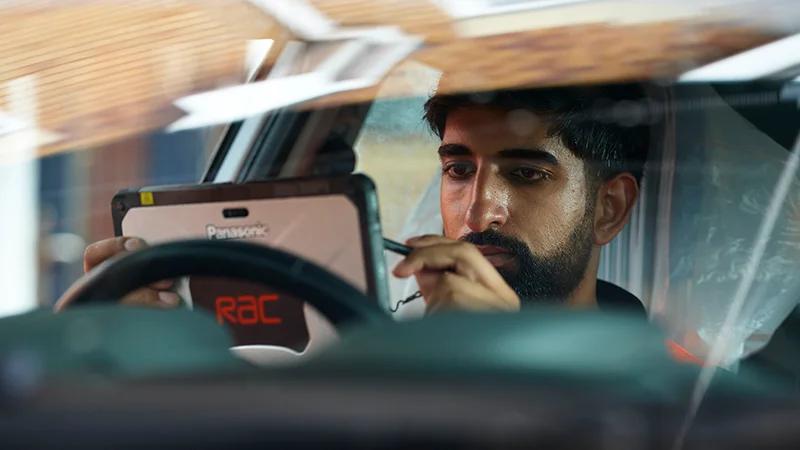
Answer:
xmin=510 ymin=167 xmax=549 ymax=182
xmin=443 ymin=162 xmax=476 ymax=179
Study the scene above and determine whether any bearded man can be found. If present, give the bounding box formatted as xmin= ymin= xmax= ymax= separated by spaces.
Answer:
xmin=392 ymin=85 xmax=650 ymax=315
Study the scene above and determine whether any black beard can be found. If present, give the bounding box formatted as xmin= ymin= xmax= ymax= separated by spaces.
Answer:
xmin=460 ymin=218 xmax=593 ymax=305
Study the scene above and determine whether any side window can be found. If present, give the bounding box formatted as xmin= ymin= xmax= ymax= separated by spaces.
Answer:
xmin=353 ymin=97 xmax=441 ymax=240
xmin=353 ymin=94 xmax=442 ymax=318
xmin=599 ymin=84 xmax=800 ymax=365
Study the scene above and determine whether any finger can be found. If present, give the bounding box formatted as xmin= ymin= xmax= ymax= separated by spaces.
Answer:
xmin=83 ymin=236 xmax=145 ymax=273
xmin=120 ymin=288 xmax=181 ymax=309
xmin=149 ymin=279 xmax=175 ymax=290
xmin=426 ymin=272 xmax=520 ymax=314
xmin=425 ymin=273 xmax=493 ymax=313
xmin=414 ymin=269 xmax=441 ymax=300
xmin=155 ymin=291 xmax=182 ymax=308
xmin=406 ymin=235 xmax=457 ymax=248
xmin=425 ymin=272 xmax=473 ymax=313
xmin=394 ymin=243 xmax=504 ymax=289
xmin=407 ymin=234 xmax=471 ymax=248
xmin=393 ymin=244 xmax=468 ymax=277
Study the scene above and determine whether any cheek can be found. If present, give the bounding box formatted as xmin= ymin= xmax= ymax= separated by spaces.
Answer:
xmin=440 ymin=183 xmax=468 ymax=238
xmin=508 ymin=183 xmax=588 ymax=253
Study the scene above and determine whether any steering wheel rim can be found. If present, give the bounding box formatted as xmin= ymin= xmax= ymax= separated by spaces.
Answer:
xmin=56 ymin=239 xmax=388 ymax=327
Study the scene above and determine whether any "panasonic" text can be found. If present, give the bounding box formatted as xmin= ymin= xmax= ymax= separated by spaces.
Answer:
xmin=206 ymin=223 xmax=268 ymax=240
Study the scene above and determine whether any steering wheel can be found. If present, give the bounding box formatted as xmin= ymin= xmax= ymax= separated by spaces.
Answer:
xmin=55 ymin=240 xmax=388 ymax=329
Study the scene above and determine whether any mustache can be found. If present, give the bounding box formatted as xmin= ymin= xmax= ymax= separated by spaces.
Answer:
xmin=459 ymin=230 xmax=531 ymax=258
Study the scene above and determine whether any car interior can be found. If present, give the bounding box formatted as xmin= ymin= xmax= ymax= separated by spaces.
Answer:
xmin=1 ymin=1 xmax=799 ymax=448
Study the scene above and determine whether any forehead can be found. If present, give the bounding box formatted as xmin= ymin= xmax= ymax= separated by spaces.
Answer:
xmin=441 ymin=106 xmax=575 ymax=161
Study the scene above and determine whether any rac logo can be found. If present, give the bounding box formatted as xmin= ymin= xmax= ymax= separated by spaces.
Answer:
xmin=215 ymin=294 xmax=282 ymax=325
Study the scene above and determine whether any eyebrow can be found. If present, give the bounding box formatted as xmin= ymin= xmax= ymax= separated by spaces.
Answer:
xmin=437 ymin=143 xmax=559 ymax=166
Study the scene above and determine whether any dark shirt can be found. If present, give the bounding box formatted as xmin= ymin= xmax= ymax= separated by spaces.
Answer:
xmin=596 ymin=279 xmax=647 ymax=317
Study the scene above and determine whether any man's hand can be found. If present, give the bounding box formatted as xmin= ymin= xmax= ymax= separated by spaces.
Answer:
xmin=81 ymin=236 xmax=180 ymax=309
xmin=392 ymin=235 xmax=520 ymax=314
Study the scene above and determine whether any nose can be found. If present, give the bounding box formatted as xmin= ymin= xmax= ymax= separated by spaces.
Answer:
xmin=464 ymin=168 xmax=509 ymax=232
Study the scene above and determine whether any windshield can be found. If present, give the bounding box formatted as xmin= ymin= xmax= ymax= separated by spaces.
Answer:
xmin=1 ymin=1 xmax=800 ymax=448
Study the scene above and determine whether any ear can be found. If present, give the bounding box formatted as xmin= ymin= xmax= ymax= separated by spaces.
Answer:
xmin=592 ymin=173 xmax=639 ymax=246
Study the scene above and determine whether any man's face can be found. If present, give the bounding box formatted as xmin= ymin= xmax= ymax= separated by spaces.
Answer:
xmin=439 ymin=106 xmax=596 ymax=303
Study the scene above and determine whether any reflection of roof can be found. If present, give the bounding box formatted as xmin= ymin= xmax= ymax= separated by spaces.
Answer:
xmin=312 ymin=0 xmax=793 ymax=106
xmin=0 ymin=1 xmax=281 ymax=156
xmin=0 ymin=0 xmax=797 ymax=154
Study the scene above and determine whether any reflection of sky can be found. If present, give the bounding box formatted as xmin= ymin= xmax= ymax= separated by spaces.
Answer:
xmin=0 ymin=159 xmax=38 ymax=317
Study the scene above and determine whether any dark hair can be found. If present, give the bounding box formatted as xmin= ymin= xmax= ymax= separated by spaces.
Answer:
xmin=423 ymin=84 xmax=653 ymax=186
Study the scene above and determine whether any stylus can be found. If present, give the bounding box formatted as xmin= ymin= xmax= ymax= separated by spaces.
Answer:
xmin=383 ymin=237 xmax=423 ymax=312
xmin=383 ymin=237 xmax=412 ymax=256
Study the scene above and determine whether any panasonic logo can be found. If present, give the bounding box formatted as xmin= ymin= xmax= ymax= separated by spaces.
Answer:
xmin=206 ymin=223 xmax=269 ymax=240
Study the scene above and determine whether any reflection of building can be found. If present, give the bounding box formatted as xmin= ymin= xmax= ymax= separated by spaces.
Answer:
xmin=0 ymin=2 xmax=265 ymax=314
xmin=38 ymin=129 xmax=209 ymax=308
xmin=0 ymin=2 xmax=267 ymax=155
